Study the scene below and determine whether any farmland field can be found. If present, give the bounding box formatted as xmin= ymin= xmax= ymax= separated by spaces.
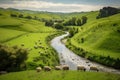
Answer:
xmin=0 ymin=4 xmax=120 ymax=80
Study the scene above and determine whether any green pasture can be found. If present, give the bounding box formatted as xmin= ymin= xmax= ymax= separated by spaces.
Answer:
xmin=0 ymin=70 xmax=119 ymax=80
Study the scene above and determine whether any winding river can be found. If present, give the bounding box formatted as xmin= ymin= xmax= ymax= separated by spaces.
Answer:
xmin=51 ymin=32 xmax=120 ymax=74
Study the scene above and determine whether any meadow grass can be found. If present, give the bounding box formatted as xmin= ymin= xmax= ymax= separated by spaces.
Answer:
xmin=69 ymin=13 xmax=120 ymax=59
xmin=0 ymin=70 xmax=120 ymax=80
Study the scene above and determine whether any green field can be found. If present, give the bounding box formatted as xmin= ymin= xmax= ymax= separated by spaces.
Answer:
xmin=0 ymin=8 xmax=120 ymax=80
xmin=69 ymin=13 xmax=120 ymax=59
xmin=0 ymin=8 xmax=62 ymax=69
xmin=0 ymin=70 xmax=120 ymax=80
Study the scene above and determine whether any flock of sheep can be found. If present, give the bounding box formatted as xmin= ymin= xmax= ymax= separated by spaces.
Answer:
xmin=36 ymin=65 xmax=99 ymax=72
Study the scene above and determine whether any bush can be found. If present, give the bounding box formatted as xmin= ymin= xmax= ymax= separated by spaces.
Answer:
xmin=45 ymin=20 xmax=54 ymax=26
xmin=54 ymin=23 xmax=64 ymax=29
xmin=25 ymin=15 xmax=32 ymax=19
xmin=18 ymin=14 xmax=23 ymax=18
xmin=10 ymin=14 xmax=17 ymax=17
xmin=0 ymin=44 xmax=28 ymax=72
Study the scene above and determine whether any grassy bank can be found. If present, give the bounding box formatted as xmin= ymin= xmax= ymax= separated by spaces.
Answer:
xmin=66 ymin=13 xmax=120 ymax=69
xmin=0 ymin=70 xmax=120 ymax=80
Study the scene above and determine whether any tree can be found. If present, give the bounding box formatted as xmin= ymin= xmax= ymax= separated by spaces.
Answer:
xmin=25 ymin=15 xmax=32 ymax=19
xmin=18 ymin=14 xmax=23 ymax=18
xmin=45 ymin=20 xmax=54 ymax=26
xmin=0 ymin=44 xmax=28 ymax=72
xmin=10 ymin=14 xmax=17 ymax=17
xmin=96 ymin=7 xmax=119 ymax=19
xmin=82 ymin=16 xmax=87 ymax=25
xmin=54 ymin=23 xmax=64 ymax=29
xmin=71 ymin=17 xmax=77 ymax=25
xmin=77 ymin=18 xmax=82 ymax=26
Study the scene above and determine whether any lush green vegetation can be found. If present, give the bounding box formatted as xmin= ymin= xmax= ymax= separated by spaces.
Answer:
xmin=0 ymin=70 xmax=120 ymax=80
xmin=0 ymin=7 xmax=120 ymax=79
xmin=0 ymin=44 xmax=28 ymax=72
xmin=66 ymin=11 xmax=120 ymax=69
xmin=0 ymin=8 xmax=63 ymax=71
xmin=96 ymin=7 xmax=120 ymax=19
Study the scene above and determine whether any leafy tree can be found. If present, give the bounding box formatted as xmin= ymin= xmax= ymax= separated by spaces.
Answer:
xmin=77 ymin=18 xmax=82 ymax=26
xmin=96 ymin=7 xmax=119 ymax=19
xmin=18 ymin=14 xmax=23 ymax=18
xmin=71 ymin=17 xmax=77 ymax=25
xmin=10 ymin=14 xmax=17 ymax=17
xmin=25 ymin=15 xmax=32 ymax=19
xmin=45 ymin=20 xmax=54 ymax=26
xmin=0 ymin=44 xmax=28 ymax=72
xmin=82 ymin=16 xmax=87 ymax=25
xmin=54 ymin=23 xmax=64 ymax=29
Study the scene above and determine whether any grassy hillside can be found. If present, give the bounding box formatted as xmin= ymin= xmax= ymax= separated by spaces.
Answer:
xmin=4 ymin=32 xmax=60 ymax=69
xmin=0 ymin=9 xmax=63 ymax=69
xmin=0 ymin=28 xmax=26 ymax=42
xmin=0 ymin=70 xmax=120 ymax=80
xmin=66 ymin=12 xmax=120 ymax=68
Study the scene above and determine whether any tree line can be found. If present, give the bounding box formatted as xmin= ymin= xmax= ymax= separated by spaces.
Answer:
xmin=45 ymin=16 xmax=87 ymax=30
xmin=96 ymin=6 xmax=120 ymax=19
xmin=64 ymin=16 xmax=87 ymax=26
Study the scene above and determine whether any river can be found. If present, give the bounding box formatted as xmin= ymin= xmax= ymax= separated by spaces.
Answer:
xmin=51 ymin=32 xmax=120 ymax=74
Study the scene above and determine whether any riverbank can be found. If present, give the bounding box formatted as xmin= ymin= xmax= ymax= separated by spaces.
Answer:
xmin=51 ymin=32 xmax=120 ymax=74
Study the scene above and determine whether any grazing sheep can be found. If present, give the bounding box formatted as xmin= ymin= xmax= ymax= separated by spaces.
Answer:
xmin=0 ymin=71 xmax=7 ymax=75
xmin=77 ymin=66 xmax=86 ymax=71
xmin=36 ymin=67 xmax=42 ymax=72
xmin=44 ymin=66 xmax=51 ymax=71
xmin=90 ymin=66 xmax=99 ymax=72
xmin=55 ymin=66 xmax=61 ymax=70
xmin=62 ymin=65 xmax=69 ymax=70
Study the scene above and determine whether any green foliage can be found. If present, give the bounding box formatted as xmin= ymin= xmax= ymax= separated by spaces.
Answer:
xmin=69 ymin=28 xmax=78 ymax=37
xmin=96 ymin=7 xmax=119 ymax=19
xmin=10 ymin=14 xmax=17 ymax=17
xmin=67 ymin=12 xmax=120 ymax=69
xmin=54 ymin=23 xmax=64 ymax=29
xmin=25 ymin=15 xmax=32 ymax=19
xmin=77 ymin=18 xmax=82 ymax=26
xmin=64 ymin=16 xmax=87 ymax=26
xmin=81 ymin=16 xmax=87 ymax=25
xmin=18 ymin=14 xmax=23 ymax=18
xmin=0 ymin=44 xmax=28 ymax=72
xmin=45 ymin=20 xmax=54 ymax=26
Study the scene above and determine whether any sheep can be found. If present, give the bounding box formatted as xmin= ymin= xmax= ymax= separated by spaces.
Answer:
xmin=55 ymin=66 xmax=61 ymax=70
xmin=36 ymin=67 xmax=42 ymax=72
xmin=90 ymin=66 xmax=99 ymax=72
xmin=44 ymin=66 xmax=51 ymax=71
xmin=62 ymin=65 xmax=69 ymax=70
xmin=77 ymin=66 xmax=86 ymax=71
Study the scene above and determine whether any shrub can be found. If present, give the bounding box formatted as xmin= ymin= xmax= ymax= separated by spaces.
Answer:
xmin=45 ymin=20 xmax=54 ymax=26
xmin=10 ymin=14 xmax=17 ymax=17
xmin=54 ymin=23 xmax=64 ymax=29
xmin=0 ymin=44 xmax=28 ymax=72
xmin=18 ymin=14 xmax=23 ymax=18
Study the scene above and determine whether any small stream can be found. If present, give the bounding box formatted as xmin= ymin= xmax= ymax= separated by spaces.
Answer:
xmin=51 ymin=32 xmax=120 ymax=74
